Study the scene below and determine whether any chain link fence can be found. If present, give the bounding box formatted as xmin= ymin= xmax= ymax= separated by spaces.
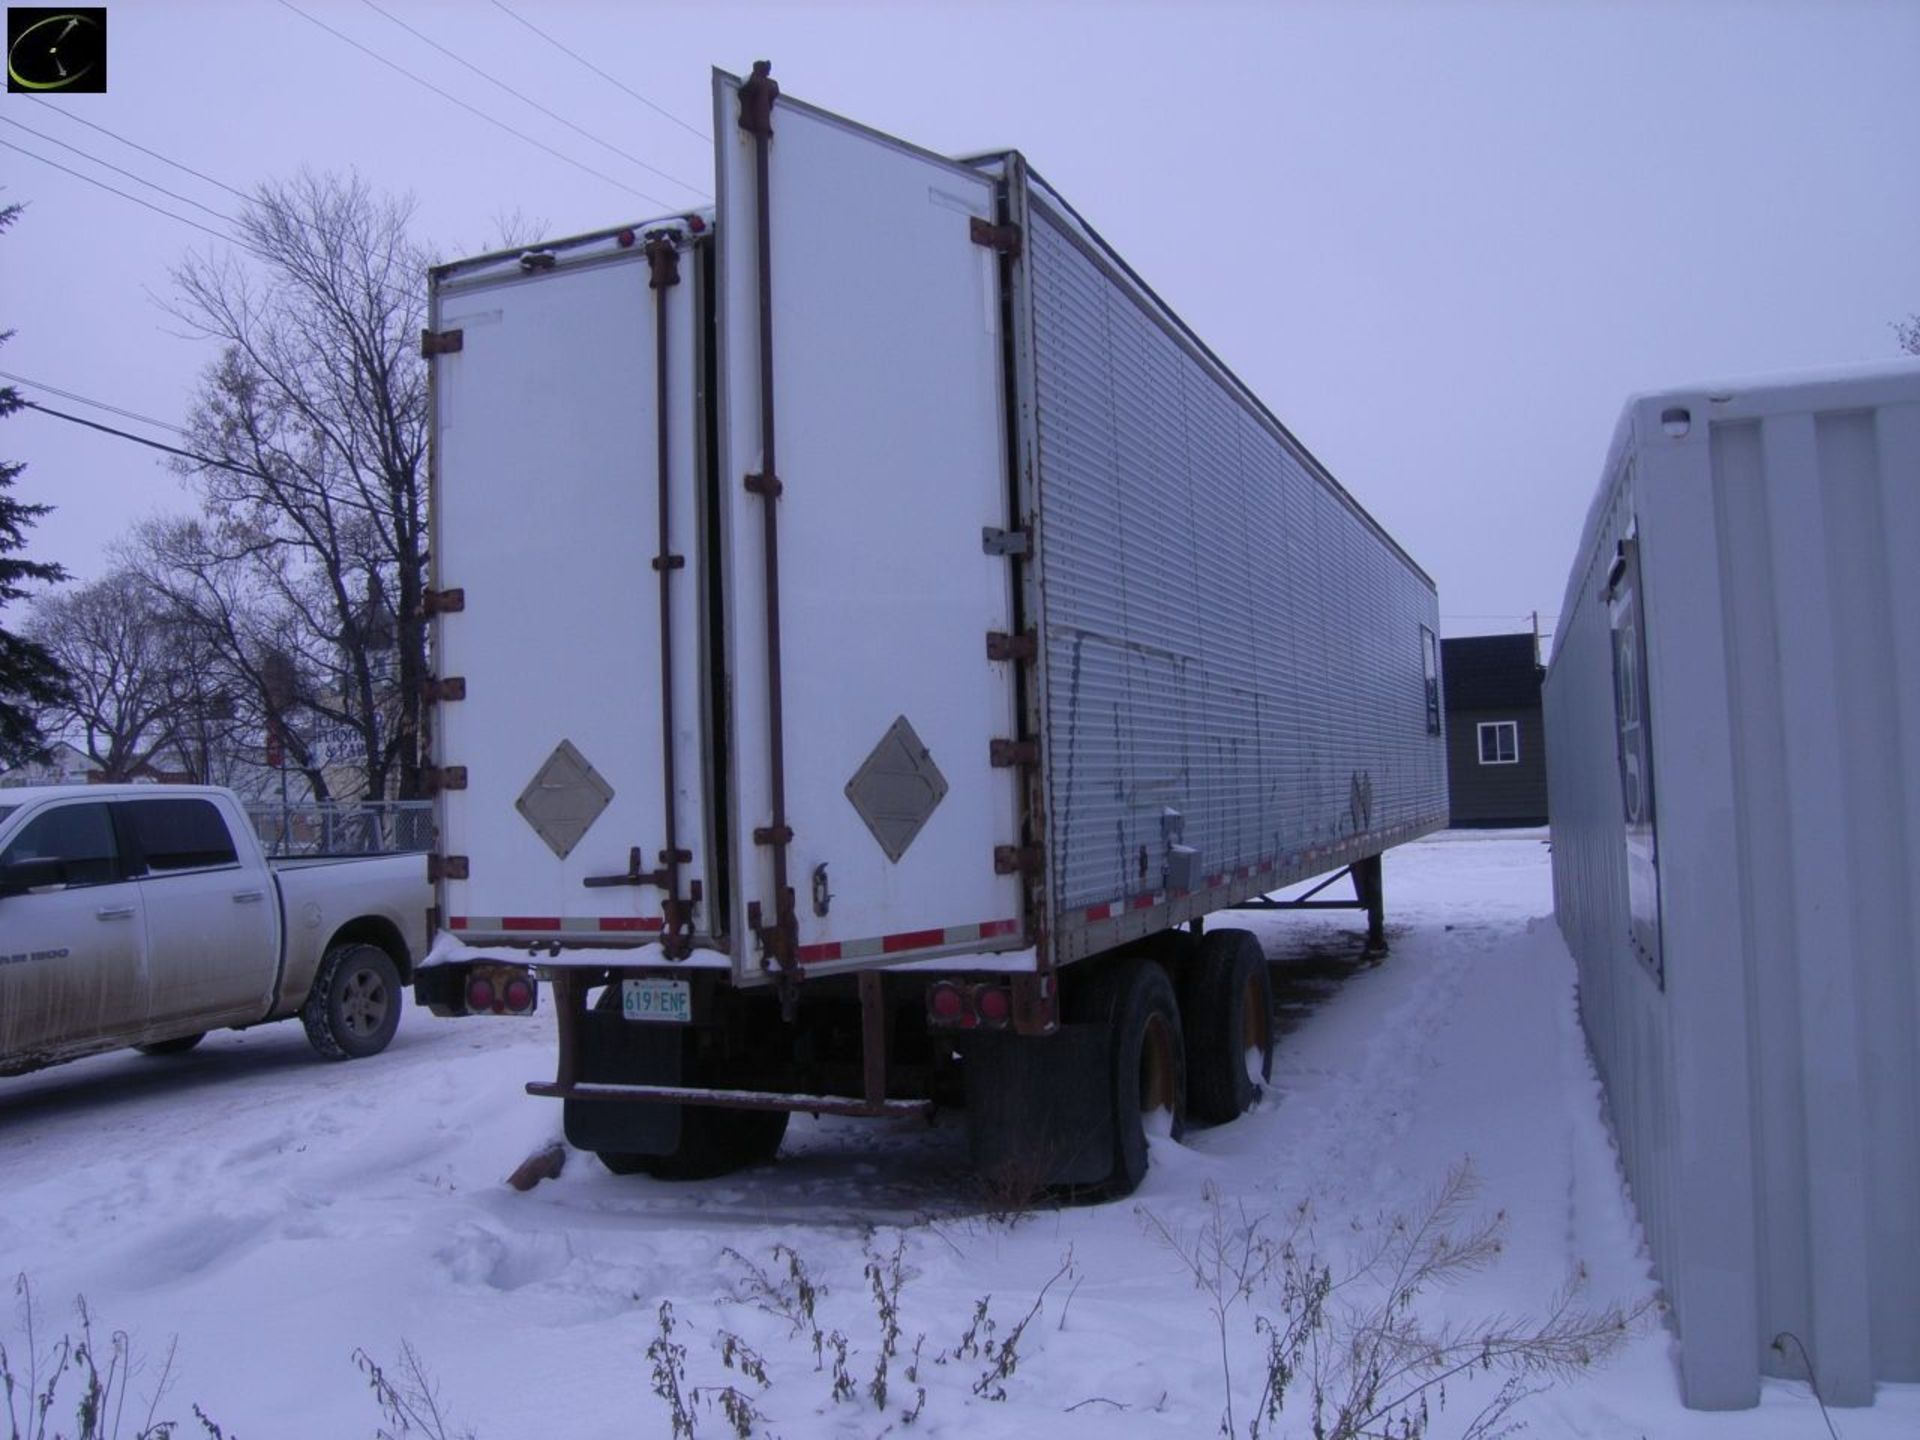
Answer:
xmin=245 ymin=801 xmax=434 ymax=858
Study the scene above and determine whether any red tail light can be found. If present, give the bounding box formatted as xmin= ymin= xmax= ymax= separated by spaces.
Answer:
xmin=929 ymin=982 xmax=966 ymax=1023
xmin=466 ymin=977 xmax=496 ymax=1012
xmin=503 ymin=977 xmax=535 ymax=1013
xmin=975 ymin=985 xmax=1011 ymax=1026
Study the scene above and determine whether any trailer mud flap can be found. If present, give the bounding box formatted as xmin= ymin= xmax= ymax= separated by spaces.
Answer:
xmin=562 ymin=1009 xmax=684 ymax=1155
xmin=962 ymin=1024 xmax=1111 ymax=1187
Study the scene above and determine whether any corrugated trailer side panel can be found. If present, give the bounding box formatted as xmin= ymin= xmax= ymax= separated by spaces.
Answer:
xmin=1542 ymin=446 xmax=1699 ymax=1393
xmin=1018 ymin=180 xmax=1446 ymax=964
xmin=1546 ymin=364 xmax=1920 ymax=1409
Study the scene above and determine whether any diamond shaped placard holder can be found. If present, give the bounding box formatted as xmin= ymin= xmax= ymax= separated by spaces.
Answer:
xmin=844 ymin=715 xmax=949 ymax=864
xmin=517 ymin=739 xmax=616 ymax=859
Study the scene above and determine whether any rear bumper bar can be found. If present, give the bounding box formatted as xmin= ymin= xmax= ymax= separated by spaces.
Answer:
xmin=526 ymin=1079 xmax=930 ymax=1119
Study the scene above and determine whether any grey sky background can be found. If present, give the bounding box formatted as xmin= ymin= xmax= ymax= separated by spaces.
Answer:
xmin=3 ymin=0 xmax=1915 ymax=647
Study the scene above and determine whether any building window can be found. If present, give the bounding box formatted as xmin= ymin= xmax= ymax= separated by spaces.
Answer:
xmin=1477 ymin=720 xmax=1519 ymax=765
xmin=1421 ymin=626 xmax=1441 ymax=735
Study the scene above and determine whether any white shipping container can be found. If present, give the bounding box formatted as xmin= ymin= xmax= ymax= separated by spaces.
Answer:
xmin=1543 ymin=361 xmax=1920 ymax=1408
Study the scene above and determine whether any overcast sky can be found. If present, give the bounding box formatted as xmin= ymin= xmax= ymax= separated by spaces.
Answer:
xmin=3 ymin=0 xmax=1915 ymax=646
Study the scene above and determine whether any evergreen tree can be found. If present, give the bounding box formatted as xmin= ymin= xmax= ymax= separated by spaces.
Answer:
xmin=0 ymin=201 xmax=71 ymax=768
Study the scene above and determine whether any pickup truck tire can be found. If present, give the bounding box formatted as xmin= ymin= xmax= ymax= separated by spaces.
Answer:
xmin=302 ymin=943 xmax=403 ymax=1061
xmin=1183 ymin=929 xmax=1273 ymax=1124
xmin=597 ymin=1107 xmax=790 ymax=1181
xmin=135 ymin=1033 xmax=204 ymax=1057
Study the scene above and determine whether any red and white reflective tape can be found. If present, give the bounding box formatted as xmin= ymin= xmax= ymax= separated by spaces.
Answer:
xmin=797 ymin=917 xmax=1021 ymax=965
xmin=448 ymin=916 xmax=665 ymax=934
xmin=1076 ymin=828 xmax=1442 ymax=925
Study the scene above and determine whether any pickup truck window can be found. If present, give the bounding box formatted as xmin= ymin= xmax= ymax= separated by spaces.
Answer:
xmin=0 ymin=804 xmax=16 ymax=824
xmin=124 ymin=797 xmax=239 ymax=874
xmin=0 ymin=802 xmax=120 ymax=886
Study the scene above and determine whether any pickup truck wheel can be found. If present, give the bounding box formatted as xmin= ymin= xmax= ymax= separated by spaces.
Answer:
xmin=135 ymin=1033 xmax=204 ymax=1057
xmin=1184 ymin=929 xmax=1274 ymax=1124
xmin=303 ymin=943 xmax=403 ymax=1061
xmin=597 ymin=1107 xmax=790 ymax=1181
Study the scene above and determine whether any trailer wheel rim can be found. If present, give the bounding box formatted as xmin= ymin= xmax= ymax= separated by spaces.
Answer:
xmin=1140 ymin=1011 xmax=1176 ymax=1125
xmin=1243 ymin=972 xmax=1272 ymax=1083
xmin=341 ymin=966 xmax=390 ymax=1037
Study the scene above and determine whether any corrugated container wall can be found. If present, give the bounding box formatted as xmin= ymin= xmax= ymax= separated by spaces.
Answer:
xmin=1012 ymin=173 xmax=1449 ymax=963
xmin=1543 ymin=363 xmax=1920 ymax=1409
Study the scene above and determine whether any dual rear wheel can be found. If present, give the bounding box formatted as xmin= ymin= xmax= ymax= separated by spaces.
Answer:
xmin=1074 ymin=927 xmax=1275 ymax=1196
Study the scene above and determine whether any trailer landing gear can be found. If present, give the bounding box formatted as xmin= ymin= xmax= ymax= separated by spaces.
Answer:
xmin=1232 ymin=853 xmax=1387 ymax=957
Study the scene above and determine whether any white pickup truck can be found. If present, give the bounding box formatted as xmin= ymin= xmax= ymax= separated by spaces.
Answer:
xmin=0 ymin=785 xmax=429 ymax=1076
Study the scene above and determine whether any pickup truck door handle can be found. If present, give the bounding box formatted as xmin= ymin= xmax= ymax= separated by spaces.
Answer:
xmin=232 ymin=889 xmax=265 ymax=904
xmin=96 ymin=905 xmax=136 ymax=921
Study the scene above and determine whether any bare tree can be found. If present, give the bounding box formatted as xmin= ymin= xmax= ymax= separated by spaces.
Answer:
xmin=1897 ymin=314 xmax=1919 ymax=356
xmin=132 ymin=515 xmax=334 ymax=803
xmin=28 ymin=570 xmax=196 ymax=781
xmin=167 ymin=170 xmax=428 ymax=801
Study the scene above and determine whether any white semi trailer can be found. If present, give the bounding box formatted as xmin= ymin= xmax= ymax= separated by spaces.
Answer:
xmin=419 ymin=64 xmax=1447 ymax=1195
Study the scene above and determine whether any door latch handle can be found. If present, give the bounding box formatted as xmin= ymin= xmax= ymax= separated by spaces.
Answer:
xmin=232 ymin=890 xmax=265 ymax=904
xmin=95 ymin=905 xmax=136 ymax=920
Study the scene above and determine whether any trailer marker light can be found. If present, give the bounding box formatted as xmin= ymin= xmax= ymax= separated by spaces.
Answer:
xmin=617 ymin=229 xmax=636 ymax=248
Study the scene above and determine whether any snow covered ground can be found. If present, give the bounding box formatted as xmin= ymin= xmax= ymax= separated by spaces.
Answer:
xmin=3 ymin=831 xmax=1914 ymax=1437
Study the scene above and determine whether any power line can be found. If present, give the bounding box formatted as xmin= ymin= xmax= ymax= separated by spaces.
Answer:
xmin=486 ymin=0 xmax=710 ymax=143
xmin=0 ymin=137 xmax=236 ymax=244
xmin=3 ymin=131 xmax=424 ymax=314
xmin=20 ymin=400 xmax=265 ymax=480
xmin=357 ymin=0 xmax=706 ymax=199
xmin=0 ymin=115 xmax=237 ymax=225
xmin=273 ymin=0 xmax=681 ymax=210
xmin=23 ymin=95 xmax=252 ymax=203
xmin=0 ymin=370 xmax=188 ymax=435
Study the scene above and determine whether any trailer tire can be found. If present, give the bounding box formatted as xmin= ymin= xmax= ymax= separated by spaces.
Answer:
xmin=302 ymin=943 xmax=403 ymax=1061
xmin=1074 ymin=957 xmax=1185 ymax=1197
xmin=1184 ymin=929 xmax=1273 ymax=1124
xmin=596 ymin=1106 xmax=789 ymax=1180
xmin=135 ymin=1033 xmax=204 ymax=1057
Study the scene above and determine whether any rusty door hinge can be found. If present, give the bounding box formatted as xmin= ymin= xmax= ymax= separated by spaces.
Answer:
xmin=421 ymin=328 xmax=464 ymax=358
xmin=422 ymin=676 xmax=466 ymax=703
xmin=982 ymin=526 xmax=1030 ymax=557
xmin=423 ymin=766 xmax=468 ymax=794
xmin=737 ymin=60 xmax=779 ymax=137
xmin=969 ymin=216 xmax=1023 ymax=259
xmin=753 ymin=824 xmax=795 ymax=846
xmin=743 ymin=471 xmax=783 ymax=498
xmin=424 ymin=587 xmax=466 ymax=616
xmin=990 ymin=738 xmax=1039 ymax=768
xmin=986 ymin=629 xmax=1038 ymax=662
xmin=994 ymin=844 xmax=1044 ymax=876
xmin=644 ymin=233 xmax=681 ymax=289
xmin=427 ymin=854 xmax=469 ymax=882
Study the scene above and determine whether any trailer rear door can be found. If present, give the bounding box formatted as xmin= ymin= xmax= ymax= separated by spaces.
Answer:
xmin=714 ymin=70 xmax=1026 ymax=981
xmin=430 ymin=234 xmax=713 ymax=948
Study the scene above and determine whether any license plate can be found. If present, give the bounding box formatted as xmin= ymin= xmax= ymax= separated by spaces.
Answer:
xmin=622 ymin=977 xmax=691 ymax=1023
